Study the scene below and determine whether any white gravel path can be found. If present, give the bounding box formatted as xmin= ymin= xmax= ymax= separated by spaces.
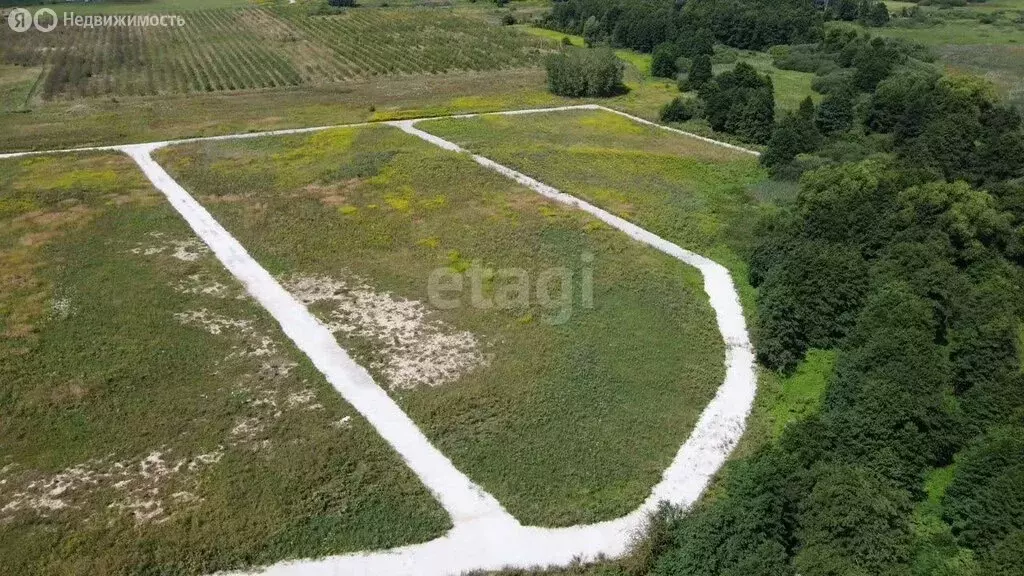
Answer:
xmin=5 ymin=106 xmax=758 ymax=575
xmin=124 ymin=144 xmax=511 ymax=528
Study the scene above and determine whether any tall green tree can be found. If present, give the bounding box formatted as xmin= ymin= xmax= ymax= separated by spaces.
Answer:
xmin=688 ymin=53 xmax=713 ymax=90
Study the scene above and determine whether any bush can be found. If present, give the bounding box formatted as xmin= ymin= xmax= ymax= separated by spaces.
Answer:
xmin=688 ymin=54 xmax=713 ymax=90
xmin=660 ymin=97 xmax=699 ymax=123
xmin=700 ymin=62 xmax=776 ymax=143
xmin=545 ymin=47 xmax=623 ymax=97
xmin=773 ymin=44 xmax=839 ymax=74
xmin=943 ymin=424 xmax=1024 ymax=551
xmin=816 ymin=89 xmax=856 ymax=134
xmin=652 ymin=42 xmax=680 ymax=78
xmin=762 ymin=96 xmax=821 ymax=172
xmin=812 ymin=68 xmax=856 ymax=95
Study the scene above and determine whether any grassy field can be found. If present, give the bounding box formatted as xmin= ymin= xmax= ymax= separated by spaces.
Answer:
xmin=419 ymin=109 xmax=769 ymax=283
xmin=709 ymin=51 xmax=819 ymax=111
xmin=0 ymin=152 xmax=449 ymax=575
xmin=0 ymin=64 xmax=41 ymax=112
xmin=0 ymin=68 xmax=568 ymax=152
xmin=416 ymin=107 xmax=798 ymax=458
xmin=0 ymin=5 xmax=550 ymax=100
xmin=865 ymin=15 xmax=1024 ymax=107
xmin=154 ymin=122 xmax=727 ymax=526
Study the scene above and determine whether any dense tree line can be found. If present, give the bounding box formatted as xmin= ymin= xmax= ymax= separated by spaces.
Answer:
xmin=652 ymin=148 xmax=1024 ymax=574
xmin=762 ymin=27 xmax=1024 ymax=185
xmin=657 ymin=26 xmax=1024 ymax=572
xmin=544 ymin=0 xmax=824 ymax=52
xmin=537 ymin=4 xmax=1024 ymax=573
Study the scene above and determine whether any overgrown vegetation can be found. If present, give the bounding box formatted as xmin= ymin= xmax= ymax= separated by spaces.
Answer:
xmin=156 ymin=123 xmax=726 ymax=526
xmin=545 ymin=46 xmax=624 ymax=96
xmin=0 ymin=153 xmax=449 ymax=575
xmin=761 ymin=26 xmax=1024 ymax=184
xmin=543 ymin=0 xmax=823 ymax=52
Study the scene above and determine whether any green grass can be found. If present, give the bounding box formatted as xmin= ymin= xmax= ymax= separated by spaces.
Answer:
xmin=516 ymin=25 xmax=584 ymax=47
xmin=938 ymin=44 xmax=1024 ymax=107
xmin=155 ymin=123 xmax=727 ymax=526
xmin=885 ymin=0 xmax=919 ymax=13
xmin=911 ymin=464 xmax=979 ymax=575
xmin=707 ymin=52 xmax=820 ymax=111
xmin=0 ymin=152 xmax=449 ymax=575
xmin=0 ymin=68 xmax=566 ymax=153
xmin=875 ymin=19 xmax=1024 ymax=45
xmin=1018 ymin=323 xmax=1024 ymax=370
xmin=867 ymin=15 xmax=1024 ymax=112
xmin=0 ymin=65 xmax=40 ymax=112
xmin=516 ymin=28 xmax=815 ymax=111
xmin=766 ymin=349 xmax=836 ymax=438
xmin=517 ymin=26 xmax=653 ymax=76
xmin=419 ymin=109 xmax=769 ymax=291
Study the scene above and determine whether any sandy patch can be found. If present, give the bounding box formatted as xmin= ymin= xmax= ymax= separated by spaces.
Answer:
xmin=129 ymin=232 xmax=210 ymax=262
xmin=284 ymin=274 xmax=489 ymax=390
xmin=174 ymin=308 xmax=253 ymax=336
xmin=0 ymin=448 xmax=224 ymax=524
xmin=174 ymin=273 xmax=232 ymax=298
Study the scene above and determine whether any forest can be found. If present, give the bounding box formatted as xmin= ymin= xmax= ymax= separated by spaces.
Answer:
xmin=543 ymin=0 xmax=1024 ymax=574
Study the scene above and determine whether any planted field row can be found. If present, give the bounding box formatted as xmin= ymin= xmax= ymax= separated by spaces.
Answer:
xmin=0 ymin=6 xmax=551 ymax=100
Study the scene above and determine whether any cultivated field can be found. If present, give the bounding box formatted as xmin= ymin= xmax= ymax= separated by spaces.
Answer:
xmin=154 ymin=122 xmax=728 ymax=526
xmin=0 ymin=6 xmax=550 ymax=100
xmin=0 ymin=152 xmax=450 ymax=575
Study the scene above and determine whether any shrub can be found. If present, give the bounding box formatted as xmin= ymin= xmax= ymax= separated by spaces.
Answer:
xmin=816 ymin=89 xmax=856 ymax=134
xmin=582 ymin=15 xmax=603 ymax=46
xmin=812 ymin=68 xmax=856 ymax=95
xmin=660 ymin=96 xmax=699 ymax=122
xmin=943 ymin=424 xmax=1024 ymax=551
xmin=545 ymin=47 xmax=623 ymax=97
xmin=700 ymin=63 xmax=776 ymax=143
xmin=688 ymin=54 xmax=713 ymax=90
xmin=652 ymin=42 xmax=680 ymax=78
xmin=762 ymin=98 xmax=822 ymax=174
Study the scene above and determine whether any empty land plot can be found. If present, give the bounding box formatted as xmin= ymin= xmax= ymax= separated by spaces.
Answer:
xmin=0 ymin=153 xmax=449 ymax=576
xmin=418 ymin=109 xmax=769 ymax=296
xmin=155 ymin=124 xmax=727 ymax=526
xmin=0 ymin=6 xmax=550 ymax=100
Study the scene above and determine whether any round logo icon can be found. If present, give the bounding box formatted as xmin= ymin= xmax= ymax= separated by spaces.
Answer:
xmin=34 ymin=7 xmax=58 ymax=33
xmin=7 ymin=8 xmax=32 ymax=32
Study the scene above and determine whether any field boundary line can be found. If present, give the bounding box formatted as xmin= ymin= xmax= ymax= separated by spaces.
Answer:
xmin=0 ymin=104 xmax=761 ymax=160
